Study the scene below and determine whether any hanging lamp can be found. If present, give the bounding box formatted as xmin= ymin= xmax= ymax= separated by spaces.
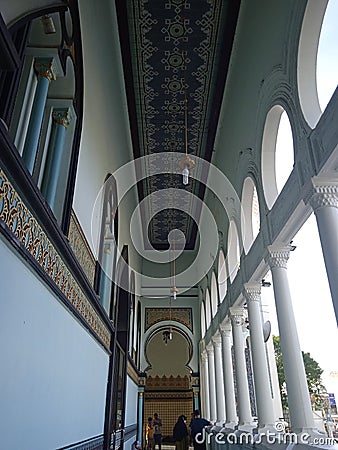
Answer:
xmin=179 ymin=88 xmax=195 ymax=185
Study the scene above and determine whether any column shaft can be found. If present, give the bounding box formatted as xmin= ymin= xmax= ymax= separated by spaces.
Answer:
xmin=22 ymin=59 xmax=56 ymax=173
xmin=220 ymin=326 xmax=237 ymax=426
xmin=42 ymin=109 xmax=71 ymax=211
xmin=201 ymin=352 xmax=210 ymax=420
xmin=207 ymin=345 xmax=217 ymax=423
xmin=230 ymin=309 xmax=254 ymax=427
xmin=244 ymin=283 xmax=275 ymax=430
xmin=313 ymin=206 xmax=338 ymax=324
xmin=137 ymin=389 xmax=144 ymax=442
xmin=267 ymin=246 xmax=315 ymax=433
xmin=212 ymin=336 xmax=226 ymax=424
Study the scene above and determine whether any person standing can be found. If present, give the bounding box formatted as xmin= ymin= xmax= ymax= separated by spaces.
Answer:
xmin=189 ymin=410 xmax=211 ymax=450
xmin=153 ymin=412 xmax=162 ymax=450
xmin=173 ymin=415 xmax=189 ymax=450
xmin=146 ymin=417 xmax=155 ymax=450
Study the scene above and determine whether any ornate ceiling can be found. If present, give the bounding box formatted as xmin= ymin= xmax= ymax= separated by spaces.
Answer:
xmin=116 ymin=0 xmax=240 ymax=249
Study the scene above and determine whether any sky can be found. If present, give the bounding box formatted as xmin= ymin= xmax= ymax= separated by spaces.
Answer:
xmin=262 ymin=0 xmax=338 ymax=404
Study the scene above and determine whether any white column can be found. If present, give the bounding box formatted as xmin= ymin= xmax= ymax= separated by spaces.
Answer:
xmin=220 ymin=324 xmax=237 ymax=429
xmin=206 ymin=343 xmax=217 ymax=423
xmin=266 ymin=246 xmax=317 ymax=434
xmin=244 ymin=283 xmax=276 ymax=432
xmin=230 ymin=308 xmax=255 ymax=431
xmin=212 ymin=334 xmax=226 ymax=425
xmin=201 ymin=351 xmax=210 ymax=420
xmin=308 ymin=179 xmax=338 ymax=325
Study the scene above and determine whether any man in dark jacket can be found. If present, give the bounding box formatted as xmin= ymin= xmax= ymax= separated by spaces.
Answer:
xmin=189 ymin=410 xmax=211 ymax=450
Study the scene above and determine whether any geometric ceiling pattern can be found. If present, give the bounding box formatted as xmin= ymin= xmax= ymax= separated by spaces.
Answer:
xmin=117 ymin=0 xmax=240 ymax=248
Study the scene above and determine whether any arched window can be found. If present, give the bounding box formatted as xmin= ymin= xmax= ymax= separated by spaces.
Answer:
xmin=205 ymin=289 xmax=211 ymax=329
xmin=96 ymin=174 xmax=118 ymax=316
xmin=129 ymin=271 xmax=136 ymax=358
xmin=227 ymin=220 xmax=240 ymax=283
xmin=211 ymin=272 xmax=218 ymax=317
xmin=201 ymin=301 xmax=206 ymax=337
xmin=298 ymin=0 xmax=337 ymax=127
xmin=317 ymin=0 xmax=338 ymax=111
xmin=262 ymin=106 xmax=294 ymax=209
xmin=218 ymin=249 xmax=227 ymax=302
xmin=241 ymin=177 xmax=260 ymax=253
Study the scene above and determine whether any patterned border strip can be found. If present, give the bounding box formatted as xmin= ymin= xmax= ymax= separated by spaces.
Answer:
xmin=0 ymin=168 xmax=110 ymax=348
xmin=145 ymin=307 xmax=192 ymax=331
xmin=68 ymin=210 xmax=96 ymax=285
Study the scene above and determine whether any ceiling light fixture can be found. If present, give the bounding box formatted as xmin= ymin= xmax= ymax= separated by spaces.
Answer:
xmin=40 ymin=15 xmax=56 ymax=34
xmin=179 ymin=83 xmax=194 ymax=185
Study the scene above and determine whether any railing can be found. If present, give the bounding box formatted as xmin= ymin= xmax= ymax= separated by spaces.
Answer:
xmin=57 ymin=435 xmax=104 ymax=450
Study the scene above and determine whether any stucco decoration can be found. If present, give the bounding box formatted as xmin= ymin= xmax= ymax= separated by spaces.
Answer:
xmin=145 ymin=307 xmax=192 ymax=331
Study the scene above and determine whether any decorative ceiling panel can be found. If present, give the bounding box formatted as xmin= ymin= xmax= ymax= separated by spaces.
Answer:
xmin=117 ymin=0 xmax=239 ymax=248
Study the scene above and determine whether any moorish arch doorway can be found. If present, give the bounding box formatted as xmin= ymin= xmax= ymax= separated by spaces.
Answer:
xmin=144 ymin=327 xmax=195 ymax=442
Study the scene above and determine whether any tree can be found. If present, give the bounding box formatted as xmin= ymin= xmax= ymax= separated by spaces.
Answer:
xmin=273 ymin=336 xmax=327 ymax=410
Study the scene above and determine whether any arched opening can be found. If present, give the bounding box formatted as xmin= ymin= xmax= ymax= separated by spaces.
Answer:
xmin=205 ymin=289 xmax=211 ymax=329
xmin=144 ymin=327 xmax=193 ymax=442
xmin=211 ymin=272 xmax=218 ymax=317
xmin=262 ymin=106 xmax=294 ymax=209
xmin=201 ymin=301 xmax=206 ymax=337
xmin=317 ymin=0 xmax=338 ymax=111
xmin=298 ymin=0 xmax=338 ymax=127
xmin=241 ymin=177 xmax=261 ymax=253
xmin=227 ymin=220 xmax=240 ymax=283
xmin=96 ymin=174 xmax=118 ymax=316
xmin=218 ymin=249 xmax=227 ymax=302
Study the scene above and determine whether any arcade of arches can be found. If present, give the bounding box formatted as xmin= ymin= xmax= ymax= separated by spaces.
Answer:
xmin=0 ymin=1 xmax=337 ymax=450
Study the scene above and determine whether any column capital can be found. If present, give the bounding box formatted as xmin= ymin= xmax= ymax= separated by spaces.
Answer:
xmin=243 ymin=282 xmax=261 ymax=303
xmin=52 ymin=108 xmax=72 ymax=128
xmin=206 ymin=342 xmax=214 ymax=354
xmin=212 ymin=334 xmax=222 ymax=348
xmin=305 ymin=176 xmax=338 ymax=210
xmin=229 ymin=307 xmax=245 ymax=326
xmin=219 ymin=322 xmax=231 ymax=337
xmin=265 ymin=245 xmax=291 ymax=269
xmin=201 ymin=351 xmax=208 ymax=363
xmin=34 ymin=57 xmax=57 ymax=81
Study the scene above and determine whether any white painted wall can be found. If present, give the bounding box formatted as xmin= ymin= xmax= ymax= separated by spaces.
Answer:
xmin=0 ymin=238 xmax=109 ymax=450
xmin=125 ymin=375 xmax=138 ymax=427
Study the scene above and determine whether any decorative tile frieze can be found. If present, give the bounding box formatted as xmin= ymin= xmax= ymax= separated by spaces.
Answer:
xmin=145 ymin=307 xmax=192 ymax=331
xmin=68 ymin=210 xmax=96 ymax=285
xmin=146 ymin=374 xmax=191 ymax=391
xmin=0 ymin=168 xmax=110 ymax=349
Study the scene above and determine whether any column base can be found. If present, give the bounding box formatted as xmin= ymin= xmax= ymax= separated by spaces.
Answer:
xmin=210 ymin=425 xmax=222 ymax=433
xmin=257 ymin=424 xmax=281 ymax=434
xmin=236 ymin=422 xmax=257 ymax=433
xmin=220 ymin=421 xmax=237 ymax=432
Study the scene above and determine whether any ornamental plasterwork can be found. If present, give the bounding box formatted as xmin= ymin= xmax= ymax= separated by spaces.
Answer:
xmin=219 ymin=322 xmax=231 ymax=337
xmin=243 ymin=282 xmax=261 ymax=304
xmin=127 ymin=0 xmax=225 ymax=246
xmin=68 ymin=210 xmax=96 ymax=285
xmin=266 ymin=245 xmax=290 ymax=269
xmin=212 ymin=334 xmax=222 ymax=348
xmin=305 ymin=177 xmax=338 ymax=210
xmin=145 ymin=307 xmax=192 ymax=331
xmin=229 ymin=307 xmax=245 ymax=327
xmin=0 ymin=168 xmax=110 ymax=349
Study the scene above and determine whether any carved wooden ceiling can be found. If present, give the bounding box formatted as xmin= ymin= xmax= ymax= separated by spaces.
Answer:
xmin=116 ymin=0 xmax=240 ymax=249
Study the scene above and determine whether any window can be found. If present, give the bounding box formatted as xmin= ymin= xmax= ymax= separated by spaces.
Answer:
xmin=262 ymin=106 xmax=294 ymax=209
xmin=241 ymin=177 xmax=260 ymax=253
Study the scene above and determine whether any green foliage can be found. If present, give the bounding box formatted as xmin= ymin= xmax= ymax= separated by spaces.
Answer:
xmin=273 ymin=336 xmax=327 ymax=411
